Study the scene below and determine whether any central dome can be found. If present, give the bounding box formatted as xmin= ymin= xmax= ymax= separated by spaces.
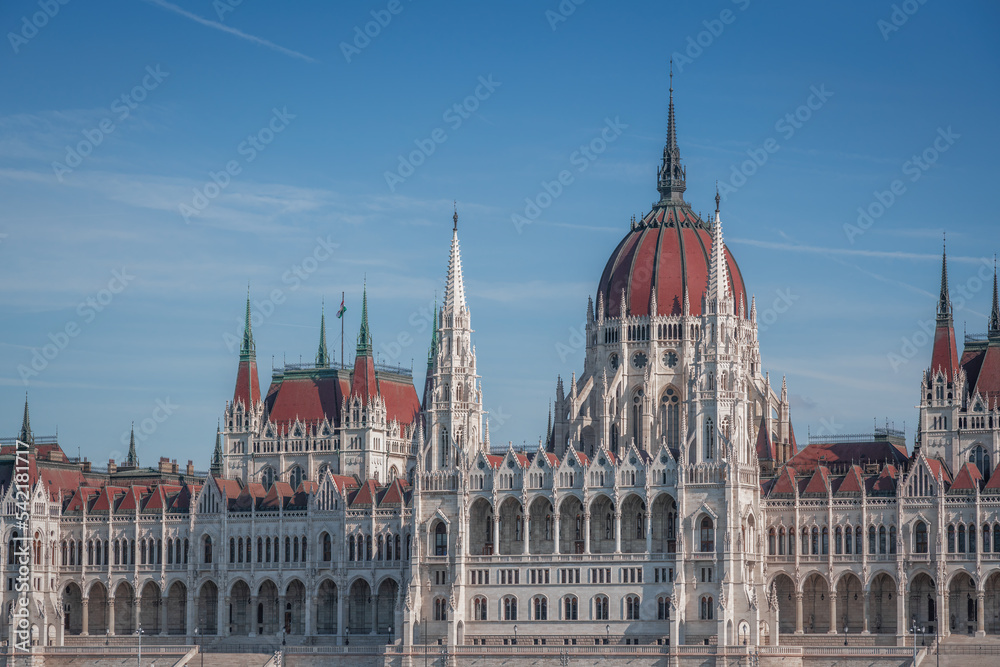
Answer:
xmin=596 ymin=203 xmax=748 ymax=318
xmin=596 ymin=78 xmax=748 ymax=319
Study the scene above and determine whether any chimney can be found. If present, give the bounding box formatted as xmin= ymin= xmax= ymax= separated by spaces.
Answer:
xmin=159 ymin=456 xmax=171 ymax=474
xmin=81 ymin=457 xmax=91 ymax=473
xmin=186 ymin=460 xmax=194 ymax=476
xmin=108 ymin=459 xmax=117 ymax=474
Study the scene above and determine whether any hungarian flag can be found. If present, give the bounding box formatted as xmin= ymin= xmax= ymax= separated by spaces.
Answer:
xmin=337 ymin=298 xmax=346 ymax=319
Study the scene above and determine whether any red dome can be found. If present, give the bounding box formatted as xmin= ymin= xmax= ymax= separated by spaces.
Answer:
xmin=597 ymin=202 xmax=748 ymax=318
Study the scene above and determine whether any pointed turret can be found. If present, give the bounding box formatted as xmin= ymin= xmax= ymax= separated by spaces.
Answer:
xmin=930 ymin=240 xmax=959 ymax=378
xmin=351 ymin=284 xmax=378 ymax=399
xmin=316 ymin=301 xmax=330 ymax=368
xmin=233 ymin=288 xmax=261 ymax=409
xmin=706 ymin=190 xmax=730 ymax=311
xmin=210 ymin=422 xmax=224 ymax=476
xmin=656 ymin=61 xmax=687 ymax=204
xmin=444 ymin=208 xmax=468 ymax=318
xmin=18 ymin=393 xmax=33 ymax=445
xmin=125 ymin=422 xmax=139 ymax=467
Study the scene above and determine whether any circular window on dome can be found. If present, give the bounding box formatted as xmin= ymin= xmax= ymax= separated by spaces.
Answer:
xmin=632 ymin=352 xmax=648 ymax=369
xmin=609 ymin=353 xmax=619 ymax=370
xmin=662 ymin=350 xmax=678 ymax=368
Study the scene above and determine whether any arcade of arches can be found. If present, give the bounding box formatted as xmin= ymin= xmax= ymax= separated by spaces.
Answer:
xmin=769 ymin=570 xmax=1000 ymax=636
xmin=59 ymin=576 xmax=401 ymax=639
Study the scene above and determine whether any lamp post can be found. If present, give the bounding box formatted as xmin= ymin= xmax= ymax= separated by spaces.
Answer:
xmin=345 ymin=626 xmax=350 ymax=646
xmin=388 ymin=625 xmax=393 ymax=645
xmin=844 ymin=624 xmax=848 ymax=646
xmin=513 ymin=624 xmax=518 ymax=646
xmin=606 ymin=624 xmax=610 ymax=645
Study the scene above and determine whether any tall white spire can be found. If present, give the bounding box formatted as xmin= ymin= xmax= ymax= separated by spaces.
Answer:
xmin=443 ymin=206 xmax=468 ymax=319
xmin=707 ymin=188 xmax=730 ymax=310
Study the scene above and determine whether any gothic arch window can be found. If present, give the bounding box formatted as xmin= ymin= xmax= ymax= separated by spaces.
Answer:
xmin=915 ymin=522 xmax=928 ymax=553
xmin=503 ymin=596 xmax=518 ymax=621
xmin=533 ymin=596 xmax=548 ymax=620
xmin=434 ymin=522 xmax=448 ymax=556
xmin=260 ymin=466 xmax=275 ymax=490
xmin=439 ymin=427 xmax=449 ymax=469
xmin=563 ymin=595 xmax=578 ymax=620
xmin=700 ymin=596 xmax=714 ymax=620
xmin=947 ymin=524 xmax=955 ymax=553
xmin=700 ymin=517 xmax=714 ymax=552
xmin=289 ymin=465 xmax=304 ymax=489
xmin=657 ymin=596 xmax=670 ymax=620
xmin=473 ymin=596 xmax=488 ymax=621
xmin=971 ymin=445 xmax=991 ymax=478
xmin=625 ymin=595 xmax=640 ymax=620
xmin=659 ymin=387 xmax=680 ymax=448
xmin=594 ymin=595 xmax=609 ymax=621
xmin=203 ymin=535 xmax=213 ymax=564
xmin=631 ymin=389 xmax=644 ymax=448
xmin=704 ymin=418 xmax=715 ymax=460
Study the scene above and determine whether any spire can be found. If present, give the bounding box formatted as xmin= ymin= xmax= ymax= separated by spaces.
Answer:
xmin=210 ymin=422 xmax=223 ymax=476
xmin=990 ymin=257 xmax=1000 ymax=339
xmin=18 ymin=393 xmax=33 ymax=445
xmin=546 ymin=402 xmax=553 ymax=445
xmin=356 ymin=284 xmax=373 ymax=356
xmin=707 ymin=199 xmax=730 ymax=308
xmin=427 ymin=301 xmax=438 ymax=367
xmin=316 ymin=300 xmax=330 ymax=367
xmin=443 ymin=210 xmax=468 ymax=317
xmin=937 ymin=235 xmax=952 ymax=320
xmin=125 ymin=422 xmax=139 ymax=467
xmin=240 ymin=284 xmax=255 ymax=360
xmin=656 ymin=60 xmax=687 ymax=205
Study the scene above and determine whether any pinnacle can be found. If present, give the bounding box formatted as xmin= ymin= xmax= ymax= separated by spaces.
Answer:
xmin=241 ymin=285 xmax=256 ymax=360
xmin=357 ymin=284 xmax=373 ymax=356
xmin=316 ymin=300 xmax=330 ymax=367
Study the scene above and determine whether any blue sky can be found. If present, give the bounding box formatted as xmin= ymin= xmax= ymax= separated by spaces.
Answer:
xmin=1 ymin=0 xmax=998 ymax=467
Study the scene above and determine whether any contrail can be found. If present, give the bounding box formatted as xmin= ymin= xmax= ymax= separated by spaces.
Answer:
xmin=142 ymin=0 xmax=317 ymax=63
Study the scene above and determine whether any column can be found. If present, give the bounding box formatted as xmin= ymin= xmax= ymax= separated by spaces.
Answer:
xmin=794 ymin=592 xmax=804 ymax=634
xmin=305 ymin=594 xmax=314 ymax=637
xmin=249 ymin=595 xmax=258 ymax=637
xmin=160 ymin=596 xmax=168 ymax=636
xmin=645 ymin=511 xmax=652 ymax=554
xmin=942 ymin=590 xmax=950 ymax=637
xmin=523 ymin=515 xmax=530 ymax=556
xmin=186 ymin=590 xmax=195 ymax=637
xmin=614 ymin=510 xmax=622 ymax=553
xmin=81 ymin=599 xmax=89 ymax=636
xmin=134 ymin=596 xmax=141 ymax=634
xmin=553 ymin=515 xmax=561 ymax=555
xmin=862 ymin=592 xmax=870 ymax=634
xmin=978 ymin=593 xmax=986 ymax=636
xmin=108 ymin=597 xmax=116 ymax=636
xmin=336 ymin=590 xmax=345 ymax=645
xmin=278 ymin=595 xmax=287 ymax=635
xmin=584 ymin=513 xmax=591 ymax=554
xmin=219 ymin=590 xmax=228 ymax=637
xmin=492 ymin=518 xmax=500 ymax=554
xmin=897 ymin=583 xmax=906 ymax=640
xmin=828 ymin=591 xmax=837 ymax=633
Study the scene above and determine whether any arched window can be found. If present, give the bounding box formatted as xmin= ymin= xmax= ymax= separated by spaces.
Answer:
xmin=594 ymin=595 xmax=609 ymax=620
xmin=203 ymin=535 xmax=213 ymax=563
xmin=533 ymin=596 xmax=547 ymax=620
xmin=700 ymin=596 xmax=714 ymax=620
xmin=229 ymin=538 xmax=236 ymax=563
xmin=435 ymin=523 xmax=447 ymax=556
xmin=835 ymin=527 xmax=842 ymax=555
xmin=660 ymin=387 xmax=680 ymax=448
xmin=473 ymin=596 xmax=488 ymax=621
xmin=503 ymin=596 xmax=517 ymax=621
xmin=563 ymin=595 xmax=578 ymax=620
xmin=868 ymin=526 xmax=876 ymax=554
xmin=968 ymin=523 xmax=976 ymax=553
xmin=704 ymin=418 xmax=715 ymax=460
xmin=889 ymin=526 xmax=897 ymax=554
xmin=844 ymin=525 xmax=852 ymax=555
xmin=631 ymin=392 xmax=643 ymax=448
xmin=700 ymin=517 xmax=714 ymax=552
xmin=289 ymin=465 xmax=304 ymax=489
xmin=994 ymin=524 xmax=1000 ymax=553
xmin=261 ymin=466 xmax=275 ymax=489
xmin=778 ymin=527 xmax=786 ymax=555
xmin=915 ymin=522 xmax=928 ymax=553
xmin=971 ymin=445 xmax=991 ymax=478
xmin=768 ymin=528 xmax=776 ymax=555
xmin=657 ymin=596 xmax=670 ymax=620
xmin=365 ymin=534 xmax=372 ymax=560
xmin=440 ymin=427 xmax=449 ymax=469
xmin=821 ymin=527 xmax=829 ymax=555
xmin=958 ymin=524 xmax=966 ymax=553
xmin=854 ymin=526 xmax=862 ymax=555
xmin=811 ymin=526 xmax=819 ymax=555
xmin=625 ymin=595 xmax=640 ymax=620
xmin=322 ymin=533 xmax=332 ymax=561
xmin=878 ymin=526 xmax=887 ymax=554
xmin=434 ymin=597 xmax=448 ymax=621
xmin=947 ymin=525 xmax=955 ymax=553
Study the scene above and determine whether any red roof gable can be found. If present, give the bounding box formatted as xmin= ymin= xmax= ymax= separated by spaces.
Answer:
xmin=803 ymin=466 xmax=830 ymax=495
xmin=769 ymin=466 xmax=798 ymax=495
xmin=837 ymin=465 xmax=865 ymax=494
xmin=351 ymin=354 xmax=378 ymax=399
xmin=949 ymin=462 xmax=983 ymax=492
xmin=973 ymin=344 xmax=1000 ymax=404
xmin=984 ymin=463 xmax=1000 ymax=492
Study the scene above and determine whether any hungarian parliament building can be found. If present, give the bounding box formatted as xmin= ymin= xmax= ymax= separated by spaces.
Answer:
xmin=3 ymin=87 xmax=999 ymax=651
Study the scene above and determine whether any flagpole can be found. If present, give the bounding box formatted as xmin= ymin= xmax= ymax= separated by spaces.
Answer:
xmin=341 ymin=290 xmax=345 ymax=369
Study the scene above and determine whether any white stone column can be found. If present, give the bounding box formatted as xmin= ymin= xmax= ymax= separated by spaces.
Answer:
xmin=584 ymin=512 xmax=591 ymax=554
xmin=108 ymin=597 xmax=116 ymax=636
xmin=81 ymin=598 xmax=89 ymax=636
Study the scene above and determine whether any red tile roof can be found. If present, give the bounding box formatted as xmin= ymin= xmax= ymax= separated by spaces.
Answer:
xmin=949 ymin=462 xmax=983 ymax=493
xmin=836 ymin=465 xmax=865 ymax=495
xmin=802 ymin=466 xmax=830 ymax=495
xmin=984 ymin=463 xmax=1000 ymax=493
xmin=755 ymin=418 xmax=775 ymax=461
xmin=931 ymin=321 xmax=959 ymax=380
xmin=234 ymin=359 xmax=261 ymax=408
